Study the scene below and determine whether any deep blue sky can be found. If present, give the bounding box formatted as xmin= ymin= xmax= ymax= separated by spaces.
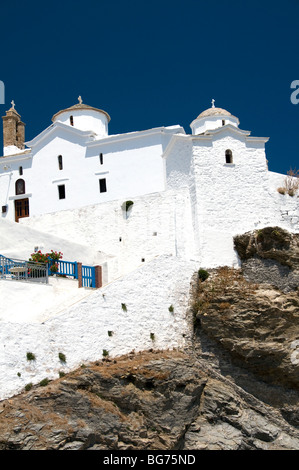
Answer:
xmin=1 ymin=0 xmax=298 ymax=174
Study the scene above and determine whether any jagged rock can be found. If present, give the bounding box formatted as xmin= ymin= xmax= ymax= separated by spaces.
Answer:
xmin=0 ymin=348 xmax=298 ymax=450
xmin=234 ymin=226 xmax=299 ymax=271
xmin=195 ymin=271 xmax=299 ymax=389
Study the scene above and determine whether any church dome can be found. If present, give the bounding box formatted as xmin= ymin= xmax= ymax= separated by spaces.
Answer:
xmin=190 ymin=101 xmax=239 ymax=135
xmin=196 ymin=107 xmax=232 ymax=119
xmin=52 ymin=98 xmax=111 ymax=123
xmin=52 ymin=97 xmax=110 ymax=137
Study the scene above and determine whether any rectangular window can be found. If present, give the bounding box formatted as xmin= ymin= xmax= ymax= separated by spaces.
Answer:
xmin=58 ymin=184 xmax=66 ymax=199
xmin=99 ymin=178 xmax=107 ymax=193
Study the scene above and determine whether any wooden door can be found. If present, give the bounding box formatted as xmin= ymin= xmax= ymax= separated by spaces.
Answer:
xmin=14 ymin=198 xmax=29 ymax=222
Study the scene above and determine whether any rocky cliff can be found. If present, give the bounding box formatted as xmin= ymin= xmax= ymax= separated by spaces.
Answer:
xmin=0 ymin=227 xmax=298 ymax=450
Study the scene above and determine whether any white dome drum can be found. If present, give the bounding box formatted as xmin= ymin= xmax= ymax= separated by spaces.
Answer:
xmin=52 ymin=97 xmax=111 ymax=138
xmin=190 ymin=101 xmax=239 ymax=135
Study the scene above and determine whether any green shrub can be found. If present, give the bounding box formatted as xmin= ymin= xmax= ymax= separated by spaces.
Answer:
xmin=58 ymin=352 xmax=66 ymax=363
xmin=121 ymin=303 xmax=127 ymax=312
xmin=26 ymin=352 xmax=36 ymax=361
xmin=150 ymin=333 xmax=155 ymax=341
xmin=125 ymin=200 xmax=134 ymax=211
xmin=25 ymin=383 xmax=33 ymax=392
xmin=39 ymin=378 xmax=49 ymax=387
xmin=198 ymin=269 xmax=209 ymax=282
xmin=103 ymin=349 xmax=109 ymax=357
xmin=168 ymin=304 xmax=174 ymax=313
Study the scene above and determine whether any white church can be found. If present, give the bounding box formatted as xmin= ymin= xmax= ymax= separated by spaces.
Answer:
xmin=1 ymin=97 xmax=299 ymax=402
xmin=0 ymin=97 xmax=298 ymax=280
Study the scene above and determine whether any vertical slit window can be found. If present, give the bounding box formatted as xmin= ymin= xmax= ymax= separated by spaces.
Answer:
xmin=99 ymin=178 xmax=107 ymax=193
xmin=99 ymin=153 xmax=103 ymax=165
xmin=70 ymin=115 xmax=74 ymax=126
xmin=58 ymin=155 xmax=63 ymax=170
xmin=19 ymin=166 xmax=23 ymax=175
xmin=58 ymin=184 xmax=66 ymax=199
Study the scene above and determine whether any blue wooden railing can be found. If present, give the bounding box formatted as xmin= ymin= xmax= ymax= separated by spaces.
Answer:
xmin=48 ymin=259 xmax=96 ymax=288
xmin=0 ymin=255 xmax=97 ymax=288
xmin=82 ymin=264 xmax=96 ymax=288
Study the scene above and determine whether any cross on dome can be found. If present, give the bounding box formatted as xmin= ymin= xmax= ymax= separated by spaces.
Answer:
xmin=211 ymin=99 xmax=215 ymax=108
xmin=78 ymin=96 xmax=83 ymax=104
xmin=11 ymin=100 xmax=15 ymax=109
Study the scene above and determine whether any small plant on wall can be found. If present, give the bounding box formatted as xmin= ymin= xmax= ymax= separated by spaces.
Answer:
xmin=124 ymin=200 xmax=134 ymax=211
xmin=122 ymin=200 xmax=134 ymax=218
xmin=277 ymin=167 xmax=299 ymax=196
xmin=26 ymin=352 xmax=36 ymax=361
xmin=58 ymin=352 xmax=66 ymax=363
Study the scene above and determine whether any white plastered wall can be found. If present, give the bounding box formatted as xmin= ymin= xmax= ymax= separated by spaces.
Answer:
xmin=0 ymin=255 xmax=197 ymax=401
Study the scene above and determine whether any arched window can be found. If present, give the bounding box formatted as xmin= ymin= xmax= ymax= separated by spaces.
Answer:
xmin=70 ymin=115 xmax=74 ymax=126
xmin=15 ymin=179 xmax=25 ymax=195
xmin=225 ymin=149 xmax=233 ymax=164
xmin=58 ymin=155 xmax=63 ymax=170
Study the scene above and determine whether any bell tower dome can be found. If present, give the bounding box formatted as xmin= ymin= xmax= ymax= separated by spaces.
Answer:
xmin=190 ymin=100 xmax=239 ymax=135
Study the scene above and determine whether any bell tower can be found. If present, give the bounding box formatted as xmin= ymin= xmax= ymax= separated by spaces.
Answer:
xmin=2 ymin=100 xmax=25 ymax=155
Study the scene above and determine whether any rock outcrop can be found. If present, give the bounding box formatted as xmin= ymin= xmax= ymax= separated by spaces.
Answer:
xmin=0 ymin=226 xmax=298 ymax=451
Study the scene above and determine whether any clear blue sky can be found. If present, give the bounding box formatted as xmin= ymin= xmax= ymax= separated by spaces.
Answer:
xmin=1 ymin=0 xmax=298 ymax=174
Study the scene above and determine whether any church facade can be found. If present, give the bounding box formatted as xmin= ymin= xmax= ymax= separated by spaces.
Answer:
xmin=0 ymin=98 xmax=298 ymax=273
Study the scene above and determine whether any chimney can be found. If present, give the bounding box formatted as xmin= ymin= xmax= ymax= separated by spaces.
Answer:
xmin=2 ymin=100 xmax=25 ymax=154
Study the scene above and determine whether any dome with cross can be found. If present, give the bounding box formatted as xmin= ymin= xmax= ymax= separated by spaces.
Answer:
xmin=52 ymin=96 xmax=111 ymax=137
xmin=190 ymin=99 xmax=239 ymax=135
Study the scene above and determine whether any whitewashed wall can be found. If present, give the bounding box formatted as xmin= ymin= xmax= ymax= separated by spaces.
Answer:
xmin=1 ymin=125 xmax=183 ymax=222
xmin=20 ymin=189 xmax=196 ymax=281
xmin=0 ymin=255 xmax=197 ymax=401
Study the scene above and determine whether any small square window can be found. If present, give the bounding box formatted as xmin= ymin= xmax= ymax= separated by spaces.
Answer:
xmin=99 ymin=178 xmax=107 ymax=193
xmin=58 ymin=184 xmax=66 ymax=199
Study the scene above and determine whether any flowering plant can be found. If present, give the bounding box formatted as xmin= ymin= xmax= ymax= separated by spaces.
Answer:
xmin=47 ymin=250 xmax=63 ymax=261
xmin=29 ymin=250 xmax=49 ymax=264
xmin=50 ymin=262 xmax=58 ymax=273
